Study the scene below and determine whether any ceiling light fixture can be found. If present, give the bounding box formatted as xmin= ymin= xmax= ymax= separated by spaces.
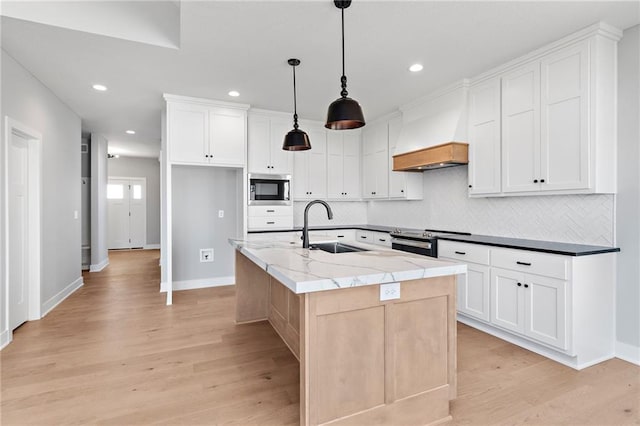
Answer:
xmin=325 ymin=0 xmax=365 ymax=130
xmin=126 ymin=130 xmax=136 ymax=135
xmin=228 ymin=90 xmax=240 ymax=97
xmin=409 ymin=63 xmax=424 ymax=72
xmin=92 ymin=84 xmax=108 ymax=91
xmin=283 ymin=58 xmax=311 ymax=151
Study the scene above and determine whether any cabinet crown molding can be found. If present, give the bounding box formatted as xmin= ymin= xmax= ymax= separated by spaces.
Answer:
xmin=470 ymin=21 xmax=622 ymax=85
xmin=163 ymin=93 xmax=250 ymax=110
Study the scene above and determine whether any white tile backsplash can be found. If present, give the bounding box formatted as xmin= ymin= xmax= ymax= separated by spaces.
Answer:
xmin=294 ymin=201 xmax=368 ymax=227
xmin=367 ymin=167 xmax=615 ymax=246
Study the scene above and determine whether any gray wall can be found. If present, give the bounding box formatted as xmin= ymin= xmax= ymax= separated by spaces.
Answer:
xmin=172 ymin=166 xmax=241 ymax=282
xmin=616 ymin=25 xmax=640 ymax=349
xmin=90 ymin=133 xmax=108 ymax=268
xmin=108 ymin=156 xmax=161 ymax=245
xmin=1 ymin=49 xmax=81 ymax=332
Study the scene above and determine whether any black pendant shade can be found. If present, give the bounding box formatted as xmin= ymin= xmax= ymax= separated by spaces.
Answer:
xmin=283 ymin=58 xmax=311 ymax=151
xmin=325 ymin=0 xmax=365 ymax=130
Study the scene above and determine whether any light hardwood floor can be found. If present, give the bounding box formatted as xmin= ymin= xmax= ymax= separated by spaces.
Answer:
xmin=1 ymin=249 xmax=638 ymax=425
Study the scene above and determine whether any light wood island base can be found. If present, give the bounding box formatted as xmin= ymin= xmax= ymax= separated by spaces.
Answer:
xmin=235 ymin=251 xmax=457 ymax=426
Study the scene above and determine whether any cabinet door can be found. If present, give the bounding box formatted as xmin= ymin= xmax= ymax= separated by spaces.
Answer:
xmin=306 ymin=127 xmax=327 ymax=199
xmin=524 ymin=274 xmax=567 ymax=350
xmin=468 ymin=78 xmax=502 ymax=195
xmin=362 ymin=152 xmax=376 ymax=198
xmin=269 ymin=118 xmax=294 ymax=174
xmin=168 ymin=103 xmax=209 ymax=164
xmin=388 ymin=117 xmax=407 ymax=198
xmin=209 ymin=108 xmax=246 ymax=166
xmin=248 ymin=115 xmax=272 ymax=173
xmin=540 ymin=41 xmax=589 ymax=191
xmin=374 ymin=150 xmax=389 ymax=198
xmin=458 ymin=263 xmax=491 ymax=322
xmin=293 ymin=151 xmax=309 ymax=199
xmin=342 ymin=131 xmax=361 ymax=199
xmin=502 ymin=62 xmax=541 ymax=193
xmin=490 ymin=268 xmax=525 ymax=334
xmin=327 ymin=132 xmax=345 ymax=198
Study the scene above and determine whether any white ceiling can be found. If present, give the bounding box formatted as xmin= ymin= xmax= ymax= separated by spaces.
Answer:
xmin=2 ymin=1 xmax=639 ymax=158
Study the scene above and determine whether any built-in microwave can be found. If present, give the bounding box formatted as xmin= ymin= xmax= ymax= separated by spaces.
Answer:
xmin=248 ymin=174 xmax=291 ymax=205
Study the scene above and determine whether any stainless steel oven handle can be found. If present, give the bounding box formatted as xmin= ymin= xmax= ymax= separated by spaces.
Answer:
xmin=391 ymin=238 xmax=432 ymax=249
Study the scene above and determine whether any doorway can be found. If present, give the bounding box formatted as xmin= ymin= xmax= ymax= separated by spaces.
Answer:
xmin=107 ymin=177 xmax=146 ymax=249
xmin=4 ymin=117 xmax=42 ymax=333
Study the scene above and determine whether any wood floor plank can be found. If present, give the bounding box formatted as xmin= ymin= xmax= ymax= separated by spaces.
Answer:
xmin=1 ymin=249 xmax=638 ymax=425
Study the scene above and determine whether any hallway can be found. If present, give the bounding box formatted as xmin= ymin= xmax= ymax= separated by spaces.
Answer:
xmin=1 ymin=250 xmax=638 ymax=425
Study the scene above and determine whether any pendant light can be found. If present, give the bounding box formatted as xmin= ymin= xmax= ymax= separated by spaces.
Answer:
xmin=325 ymin=0 xmax=365 ymax=130
xmin=283 ymin=58 xmax=312 ymax=151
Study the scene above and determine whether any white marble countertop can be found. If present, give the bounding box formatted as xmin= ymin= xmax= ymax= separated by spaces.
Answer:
xmin=229 ymin=234 xmax=467 ymax=294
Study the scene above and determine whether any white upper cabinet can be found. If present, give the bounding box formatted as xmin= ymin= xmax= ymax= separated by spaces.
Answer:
xmin=388 ymin=117 xmax=423 ymax=199
xmin=540 ymin=41 xmax=589 ymax=191
xmin=293 ymin=124 xmax=327 ymax=200
xmin=362 ymin=121 xmax=389 ymax=199
xmin=327 ymin=129 xmax=361 ymax=200
xmin=248 ymin=112 xmax=294 ymax=175
xmin=468 ymin=78 xmax=501 ymax=195
xmin=469 ymin=23 xmax=620 ymax=197
xmin=502 ymin=61 xmax=542 ymax=193
xmin=166 ymin=97 xmax=247 ymax=167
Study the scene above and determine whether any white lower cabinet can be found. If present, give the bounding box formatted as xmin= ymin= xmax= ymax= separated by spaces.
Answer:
xmin=439 ymin=240 xmax=615 ymax=370
xmin=490 ymin=267 xmax=567 ymax=350
xmin=439 ymin=241 xmax=490 ymax=322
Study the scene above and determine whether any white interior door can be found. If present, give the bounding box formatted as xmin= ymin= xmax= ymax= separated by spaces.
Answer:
xmin=107 ymin=178 xmax=146 ymax=249
xmin=128 ymin=180 xmax=146 ymax=248
xmin=8 ymin=131 xmax=29 ymax=330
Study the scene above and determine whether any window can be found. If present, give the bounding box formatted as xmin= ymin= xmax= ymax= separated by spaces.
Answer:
xmin=132 ymin=185 xmax=142 ymax=200
xmin=107 ymin=184 xmax=124 ymax=199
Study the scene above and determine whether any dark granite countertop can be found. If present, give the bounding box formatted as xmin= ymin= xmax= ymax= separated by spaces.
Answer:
xmin=436 ymin=234 xmax=620 ymax=257
xmin=248 ymin=225 xmax=619 ymax=257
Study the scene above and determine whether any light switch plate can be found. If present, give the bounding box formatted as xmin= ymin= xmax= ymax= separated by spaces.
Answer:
xmin=380 ymin=282 xmax=400 ymax=301
xmin=218 ymin=210 xmax=224 ymax=218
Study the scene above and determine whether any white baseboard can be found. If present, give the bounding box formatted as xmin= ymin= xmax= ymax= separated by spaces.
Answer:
xmin=41 ymin=276 xmax=84 ymax=317
xmin=616 ymin=340 xmax=640 ymax=366
xmin=89 ymin=257 xmax=109 ymax=272
xmin=160 ymin=276 xmax=235 ymax=292
xmin=0 ymin=329 xmax=12 ymax=350
xmin=144 ymin=244 xmax=160 ymax=250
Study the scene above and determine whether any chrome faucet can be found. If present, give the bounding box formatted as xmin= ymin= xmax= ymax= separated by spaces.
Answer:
xmin=302 ymin=200 xmax=334 ymax=248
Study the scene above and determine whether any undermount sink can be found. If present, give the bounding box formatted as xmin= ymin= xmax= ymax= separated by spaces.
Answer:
xmin=309 ymin=242 xmax=369 ymax=254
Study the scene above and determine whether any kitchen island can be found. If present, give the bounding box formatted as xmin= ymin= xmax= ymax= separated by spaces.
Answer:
xmin=229 ymin=236 xmax=466 ymax=426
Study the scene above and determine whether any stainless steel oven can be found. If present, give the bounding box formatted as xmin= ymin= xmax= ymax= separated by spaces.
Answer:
xmin=390 ymin=229 xmax=472 ymax=258
xmin=248 ymin=174 xmax=291 ymax=205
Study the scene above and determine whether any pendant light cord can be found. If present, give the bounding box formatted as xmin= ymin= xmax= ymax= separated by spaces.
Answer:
xmin=340 ymin=6 xmax=348 ymax=98
xmin=292 ymin=64 xmax=299 ymax=129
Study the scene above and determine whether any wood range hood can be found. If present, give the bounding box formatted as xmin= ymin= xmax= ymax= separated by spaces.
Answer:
xmin=392 ymin=142 xmax=469 ymax=171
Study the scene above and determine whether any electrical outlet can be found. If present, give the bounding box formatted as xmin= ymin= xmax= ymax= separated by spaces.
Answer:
xmin=200 ymin=248 xmax=214 ymax=263
xmin=218 ymin=210 xmax=224 ymax=218
xmin=380 ymin=282 xmax=401 ymax=301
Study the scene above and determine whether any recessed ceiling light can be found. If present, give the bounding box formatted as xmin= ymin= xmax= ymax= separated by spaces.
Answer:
xmin=126 ymin=130 xmax=136 ymax=135
xmin=92 ymin=84 xmax=108 ymax=91
xmin=228 ymin=90 xmax=240 ymax=97
xmin=409 ymin=64 xmax=423 ymax=73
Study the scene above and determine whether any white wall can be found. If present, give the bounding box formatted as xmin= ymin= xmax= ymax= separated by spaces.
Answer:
xmin=1 ymin=49 xmax=81 ymax=338
xmin=368 ymin=167 xmax=615 ymax=246
xmin=90 ymin=133 xmax=108 ymax=270
xmin=108 ymin=156 xmax=161 ymax=245
xmin=615 ymin=25 xmax=640 ymax=355
xmin=171 ymin=166 xmax=241 ymax=284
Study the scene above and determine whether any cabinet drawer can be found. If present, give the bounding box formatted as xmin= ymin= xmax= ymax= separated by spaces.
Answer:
xmin=248 ymin=216 xmax=293 ymax=230
xmin=438 ymin=241 xmax=490 ymax=265
xmin=491 ymin=248 xmax=568 ymax=280
xmin=372 ymin=231 xmax=392 ymax=247
xmin=248 ymin=206 xmax=293 ymax=217
xmin=355 ymin=230 xmax=373 ymax=243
